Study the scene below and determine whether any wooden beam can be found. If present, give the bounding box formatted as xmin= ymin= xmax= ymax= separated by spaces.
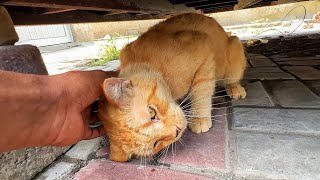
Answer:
xmin=193 ymin=1 xmax=237 ymax=9
xmin=234 ymin=0 xmax=262 ymax=10
xmin=202 ymin=5 xmax=234 ymax=12
xmin=8 ymin=9 xmax=169 ymax=25
xmin=41 ymin=8 xmax=75 ymax=15
xmin=1 ymin=0 xmax=197 ymax=14
xmin=169 ymin=0 xmax=208 ymax=5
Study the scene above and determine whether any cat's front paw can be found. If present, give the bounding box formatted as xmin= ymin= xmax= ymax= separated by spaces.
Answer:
xmin=188 ymin=118 xmax=212 ymax=134
xmin=226 ymin=86 xmax=247 ymax=100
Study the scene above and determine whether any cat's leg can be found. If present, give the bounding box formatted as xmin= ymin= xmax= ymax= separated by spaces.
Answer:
xmin=224 ymin=36 xmax=247 ymax=100
xmin=188 ymin=80 xmax=214 ymax=134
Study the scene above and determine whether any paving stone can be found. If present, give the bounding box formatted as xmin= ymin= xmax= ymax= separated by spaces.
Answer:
xmin=283 ymin=66 xmax=320 ymax=80
xmin=233 ymin=107 xmax=320 ymax=133
xmin=65 ymin=137 xmax=102 ymax=161
xmin=74 ymin=159 xmax=212 ymax=180
xmin=232 ymin=82 xmax=274 ymax=107
xmin=236 ymin=132 xmax=320 ymax=179
xmin=245 ymin=67 xmax=283 ymax=73
xmin=304 ymin=80 xmax=320 ymax=96
xmin=273 ymin=56 xmax=320 ymax=61
xmin=264 ymin=80 xmax=320 ymax=108
xmin=278 ymin=60 xmax=320 ymax=66
xmin=244 ymin=72 xmax=294 ymax=80
xmin=249 ymin=57 xmax=277 ymax=67
xmin=246 ymin=53 xmax=267 ymax=58
xmin=0 ymin=146 xmax=69 ymax=180
xmin=34 ymin=162 xmax=77 ymax=180
xmin=164 ymin=109 xmax=226 ymax=169
xmin=270 ymin=54 xmax=289 ymax=58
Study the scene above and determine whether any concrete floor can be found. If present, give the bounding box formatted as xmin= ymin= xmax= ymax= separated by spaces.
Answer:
xmin=34 ymin=36 xmax=320 ymax=180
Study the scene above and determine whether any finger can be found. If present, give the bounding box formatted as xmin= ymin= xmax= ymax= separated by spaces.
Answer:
xmin=83 ymin=126 xmax=106 ymax=140
xmin=78 ymin=70 xmax=119 ymax=109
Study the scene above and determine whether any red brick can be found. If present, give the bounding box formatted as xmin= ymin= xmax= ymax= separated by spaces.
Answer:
xmin=74 ymin=160 xmax=212 ymax=180
xmin=163 ymin=109 xmax=227 ymax=169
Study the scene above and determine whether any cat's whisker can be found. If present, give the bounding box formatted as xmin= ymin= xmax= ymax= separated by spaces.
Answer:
xmin=155 ymin=148 xmax=165 ymax=164
xmin=155 ymin=148 xmax=166 ymax=160
xmin=178 ymin=139 xmax=186 ymax=147
xmin=184 ymin=105 xmax=234 ymax=113
xmin=186 ymin=118 xmax=225 ymax=123
xmin=178 ymin=81 xmax=223 ymax=107
xmin=174 ymin=142 xmax=177 ymax=155
xmin=160 ymin=146 xmax=169 ymax=167
xmin=184 ymin=110 xmax=239 ymax=121
xmin=171 ymin=144 xmax=174 ymax=158
xmin=179 ymin=92 xmax=193 ymax=106
xmin=183 ymin=108 xmax=231 ymax=115
xmin=184 ymin=107 xmax=231 ymax=117
xmin=185 ymin=105 xmax=233 ymax=111
xmin=181 ymin=96 xmax=214 ymax=110
xmin=181 ymin=93 xmax=231 ymax=110
xmin=181 ymin=94 xmax=209 ymax=109
xmin=144 ymin=155 xmax=147 ymax=168
xmin=180 ymin=78 xmax=242 ymax=105
xmin=139 ymin=154 xmax=146 ymax=169
xmin=179 ymin=86 xmax=199 ymax=106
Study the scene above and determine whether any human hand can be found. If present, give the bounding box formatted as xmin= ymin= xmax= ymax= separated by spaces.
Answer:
xmin=45 ymin=70 xmax=118 ymax=146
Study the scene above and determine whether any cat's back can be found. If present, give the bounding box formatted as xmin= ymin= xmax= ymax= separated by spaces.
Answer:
xmin=120 ymin=13 xmax=233 ymax=99
xmin=151 ymin=13 xmax=227 ymax=37
xmin=120 ymin=13 xmax=228 ymax=67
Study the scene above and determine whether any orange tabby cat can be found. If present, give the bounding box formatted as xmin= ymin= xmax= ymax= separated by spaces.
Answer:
xmin=98 ymin=13 xmax=247 ymax=162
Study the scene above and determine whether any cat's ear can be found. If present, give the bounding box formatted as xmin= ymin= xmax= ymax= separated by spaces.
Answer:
xmin=102 ymin=78 xmax=134 ymax=108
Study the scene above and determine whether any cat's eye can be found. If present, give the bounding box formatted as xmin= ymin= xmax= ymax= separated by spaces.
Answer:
xmin=148 ymin=106 xmax=156 ymax=119
xmin=148 ymin=106 xmax=158 ymax=122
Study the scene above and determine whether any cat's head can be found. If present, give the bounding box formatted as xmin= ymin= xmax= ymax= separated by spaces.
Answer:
xmin=98 ymin=73 xmax=186 ymax=162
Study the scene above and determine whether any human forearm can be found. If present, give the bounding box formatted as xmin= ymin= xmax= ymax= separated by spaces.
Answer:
xmin=0 ymin=70 xmax=59 ymax=152
xmin=0 ymin=70 xmax=118 ymax=152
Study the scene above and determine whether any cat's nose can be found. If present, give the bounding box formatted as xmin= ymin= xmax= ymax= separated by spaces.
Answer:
xmin=175 ymin=126 xmax=182 ymax=138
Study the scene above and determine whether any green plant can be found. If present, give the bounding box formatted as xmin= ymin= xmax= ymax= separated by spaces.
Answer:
xmin=84 ymin=34 xmax=138 ymax=67
xmin=100 ymin=40 xmax=120 ymax=62
xmin=86 ymin=38 xmax=121 ymax=67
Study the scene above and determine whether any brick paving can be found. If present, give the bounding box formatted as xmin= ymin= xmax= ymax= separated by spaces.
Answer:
xmin=164 ymin=109 xmax=227 ymax=169
xmin=73 ymin=160 xmax=213 ymax=180
xmin=36 ymin=36 xmax=320 ymax=179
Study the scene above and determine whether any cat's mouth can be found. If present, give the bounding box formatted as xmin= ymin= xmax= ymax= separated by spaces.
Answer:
xmin=153 ymin=125 xmax=183 ymax=150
